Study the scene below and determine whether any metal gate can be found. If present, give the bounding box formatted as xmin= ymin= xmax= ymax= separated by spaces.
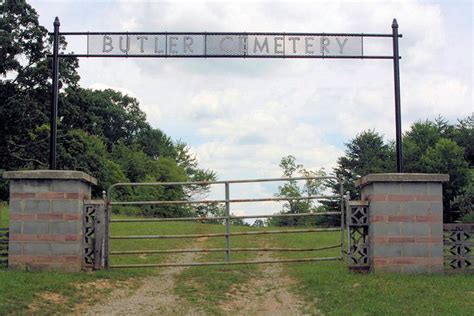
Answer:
xmin=101 ymin=176 xmax=346 ymax=269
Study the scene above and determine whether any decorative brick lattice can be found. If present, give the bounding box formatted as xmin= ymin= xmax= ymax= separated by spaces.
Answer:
xmin=83 ymin=204 xmax=97 ymax=267
xmin=444 ymin=224 xmax=473 ymax=272
xmin=0 ymin=228 xmax=8 ymax=268
xmin=347 ymin=202 xmax=369 ymax=271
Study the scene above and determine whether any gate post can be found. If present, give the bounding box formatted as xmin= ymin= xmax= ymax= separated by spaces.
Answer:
xmin=3 ymin=170 xmax=96 ymax=272
xmin=356 ymin=173 xmax=449 ymax=273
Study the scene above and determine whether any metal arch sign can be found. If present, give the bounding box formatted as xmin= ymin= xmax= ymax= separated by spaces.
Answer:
xmin=86 ymin=33 xmax=363 ymax=57
xmin=47 ymin=18 xmax=404 ymax=173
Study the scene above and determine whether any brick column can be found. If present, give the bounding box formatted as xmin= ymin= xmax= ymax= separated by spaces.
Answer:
xmin=3 ymin=170 xmax=97 ymax=272
xmin=356 ymin=173 xmax=449 ymax=273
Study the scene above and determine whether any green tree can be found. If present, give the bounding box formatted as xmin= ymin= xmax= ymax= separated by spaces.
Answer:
xmin=330 ymin=130 xmax=395 ymax=200
xmin=61 ymin=88 xmax=149 ymax=149
xmin=136 ymin=128 xmax=177 ymax=159
xmin=58 ymin=129 xmax=129 ymax=196
xmin=419 ymin=139 xmax=470 ymax=221
xmin=270 ymin=155 xmax=327 ymax=226
xmin=175 ymin=141 xmax=217 ymax=199
xmin=452 ymin=114 xmax=474 ymax=167
xmin=0 ymin=0 xmax=79 ymax=198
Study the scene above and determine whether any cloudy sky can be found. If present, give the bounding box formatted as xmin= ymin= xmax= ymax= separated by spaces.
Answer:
xmin=31 ymin=0 xmax=472 ymax=215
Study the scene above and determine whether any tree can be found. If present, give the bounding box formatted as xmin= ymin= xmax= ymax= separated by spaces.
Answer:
xmin=58 ymin=129 xmax=129 ymax=196
xmin=332 ymin=118 xmax=472 ymax=223
xmin=419 ymin=139 xmax=470 ymax=222
xmin=330 ymin=131 xmax=395 ymax=200
xmin=136 ymin=128 xmax=176 ymax=160
xmin=0 ymin=0 xmax=218 ymax=219
xmin=452 ymin=114 xmax=474 ymax=167
xmin=270 ymin=155 xmax=327 ymax=226
xmin=0 ymin=0 xmax=79 ymax=198
xmin=61 ymin=88 xmax=149 ymax=149
xmin=175 ymin=141 xmax=217 ymax=199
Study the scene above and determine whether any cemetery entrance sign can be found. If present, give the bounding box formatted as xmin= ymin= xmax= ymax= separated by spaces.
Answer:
xmin=87 ymin=33 xmax=365 ymax=57
xmin=48 ymin=18 xmax=403 ymax=170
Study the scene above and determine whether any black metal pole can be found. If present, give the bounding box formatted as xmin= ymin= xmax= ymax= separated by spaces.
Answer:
xmin=49 ymin=17 xmax=60 ymax=170
xmin=392 ymin=18 xmax=403 ymax=173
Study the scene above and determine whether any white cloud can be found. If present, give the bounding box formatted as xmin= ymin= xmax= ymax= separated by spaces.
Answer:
xmin=31 ymin=0 xmax=472 ymax=216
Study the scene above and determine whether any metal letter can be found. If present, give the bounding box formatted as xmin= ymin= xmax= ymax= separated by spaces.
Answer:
xmin=336 ymin=37 xmax=348 ymax=54
xmin=305 ymin=36 xmax=314 ymax=54
xmin=288 ymin=37 xmax=300 ymax=53
xmin=102 ymin=35 xmax=114 ymax=53
xmin=137 ymin=36 xmax=148 ymax=53
xmin=320 ymin=36 xmax=330 ymax=55
xmin=183 ymin=36 xmax=194 ymax=53
xmin=119 ymin=35 xmax=129 ymax=53
xmin=220 ymin=36 xmax=233 ymax=52
xmin=274 ymin=36 xmax=284 ymax=54
xmin=154 ymin=36 xmax=164 ymax=54
xmin=254 ymin=36 xmax=269 ymax=54
xmin=169 ymin=36 xmax=178 ymax=54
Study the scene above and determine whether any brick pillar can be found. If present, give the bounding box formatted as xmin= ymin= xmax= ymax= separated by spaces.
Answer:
xmin=3 ymin=170 xmax=97 ymax=272
xmin=356 ymin=173 xmax=449 ymax=273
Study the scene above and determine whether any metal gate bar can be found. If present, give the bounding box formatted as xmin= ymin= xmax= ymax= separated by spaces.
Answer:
xmin=110 ymin=257 xmax=341 ymax=269
xmin=111 ymin=244 xmax=342 ymax=255
xmin=110 ymin=212 xmax=341 ymax=222
xmin=109 ymin=195 xmax=339 ymax=205
xmin=106 ymin=176 xmax=345 ymax=268
xmin=110 ymin=227 xmax=340 ymax=240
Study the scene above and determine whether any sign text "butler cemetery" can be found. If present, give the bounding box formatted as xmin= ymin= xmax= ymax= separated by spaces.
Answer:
xmin=88 ymin=34 xmax=363 ymax=57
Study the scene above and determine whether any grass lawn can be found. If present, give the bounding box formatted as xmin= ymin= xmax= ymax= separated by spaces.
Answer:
xmin=0 ymin=204 xmax=473 ymax=315
xmin=270 ymin=230 xmax=474 ymax=315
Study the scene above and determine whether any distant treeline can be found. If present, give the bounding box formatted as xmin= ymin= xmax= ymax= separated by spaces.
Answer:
xmin=270 ymin=116 xmax=473 ymax=225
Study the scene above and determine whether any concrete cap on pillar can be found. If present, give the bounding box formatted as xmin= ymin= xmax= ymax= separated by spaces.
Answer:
xmin=3 ymin=170 xmax=97 ymax=185
xmin=355 ymin=173 xmax=449 ymax=188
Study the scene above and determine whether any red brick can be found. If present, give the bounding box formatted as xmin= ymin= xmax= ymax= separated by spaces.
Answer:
xmin=10 ymin=234 xmax=81 ymax=242
xmin=370 ymin=215 xmax=388 ymax=222
xmin=37 ymin=234 xmax=64 ymax=242
xmin=10 ymin=234 xmax=36 ymax=241
xmin=373 ymin=236 xmax=442 ymax=244
xmin=11 ymin=192 xmax=88 ymax=200
xmin=34 ymin=255 xmax=54 ymax=263
xmin=373 ymin=257 xmax=443 ymax=266
xmin=387 ymin=195 xmax=415 ymax=202
xmin=374 ymin=258 xmax=388 ymax=265
xmin=414 ymin=215 xmax=442 ymax=222
xmin=10 ymin=214 xmax=36 ymax=220
xmin=414 ymin=195 xmax=442 ymax=202
xmin=371 ymin=236 xmax=390 ymax=243
xmin=9 ymin=255 xmax=34 ymax=263
xmin=367 ymin=194 xmax=387 ymax=201
xmin=415 ymin=236 xmax=443 ymax=243
xmin=64 ymin=234 xmax=80 ymax=241
xmin=387 ymin=215 xmax=412 ymax=222
xmin=10 ymin=193 xmax=35 ymax=200
xmin=64 ymin=255 xmax=81 ymax=263
xmin=388 ymin=236 xmax=416 ymax=243
xmin=64 ymin=214 xmax=81 ymax=221
xmin=36 ymin=213 xmax=63 ymax=220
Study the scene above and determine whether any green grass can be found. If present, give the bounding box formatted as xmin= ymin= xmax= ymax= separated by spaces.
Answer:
xmin=0 ymin=206 xmax=473 ymax=315
xmin=267 ymin=229 xmax=474 ymax=315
